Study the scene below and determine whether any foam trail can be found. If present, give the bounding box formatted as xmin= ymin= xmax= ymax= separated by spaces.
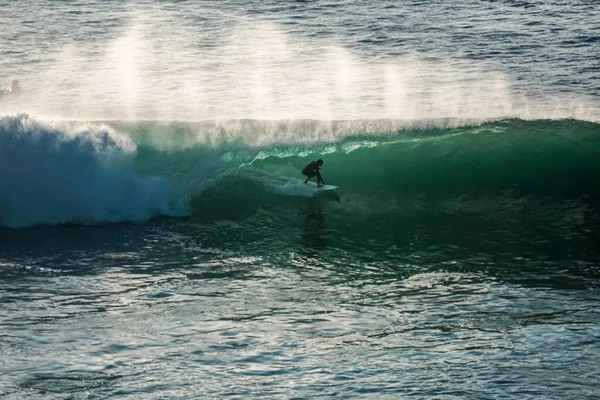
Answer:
xmin=0 ymin=115 xmax=188 ymax=228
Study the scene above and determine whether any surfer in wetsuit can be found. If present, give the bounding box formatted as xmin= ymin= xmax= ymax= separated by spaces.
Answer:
xmin=302 ymin=159 xmax=325 ymax=187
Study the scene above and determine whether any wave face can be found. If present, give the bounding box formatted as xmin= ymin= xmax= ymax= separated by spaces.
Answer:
xmin=132 ymin=118 xmax=600 ymax=200
xmin=0 ymin=115 xmax=187 ymax=228
xmin=250 ymin=119 xmax=600 ymax=195
xmin=2 ymin=116 xmax=599 ymax=229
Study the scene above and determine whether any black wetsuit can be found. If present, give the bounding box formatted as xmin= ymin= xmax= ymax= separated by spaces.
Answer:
xmin=302 ymin=161 xmax=323 ymax=184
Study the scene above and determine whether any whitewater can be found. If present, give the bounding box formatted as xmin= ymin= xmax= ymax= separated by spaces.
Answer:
xmin=1 ymin=1 xmax=599 ymax=398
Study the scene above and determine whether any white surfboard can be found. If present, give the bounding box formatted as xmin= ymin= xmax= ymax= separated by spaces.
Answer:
xmin=306 ymin=182 xmax=337 ymax=191
xmin=316 ymin=184 xmax=338 ymax=191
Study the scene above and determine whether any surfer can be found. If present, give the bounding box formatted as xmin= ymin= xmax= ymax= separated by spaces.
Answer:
xmin=302 ymin=159 xmax=325 ymax=187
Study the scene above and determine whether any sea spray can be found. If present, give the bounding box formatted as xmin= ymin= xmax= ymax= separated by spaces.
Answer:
xmin=3 ymin=17 xmax=598 ymax=122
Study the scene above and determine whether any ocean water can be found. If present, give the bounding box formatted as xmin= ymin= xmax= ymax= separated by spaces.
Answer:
xmin=1 ymin=1 xmax=600 ymax=398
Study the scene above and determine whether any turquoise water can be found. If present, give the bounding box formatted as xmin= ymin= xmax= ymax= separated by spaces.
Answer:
xmin=1 ymin=1 xmax=600 ymax=398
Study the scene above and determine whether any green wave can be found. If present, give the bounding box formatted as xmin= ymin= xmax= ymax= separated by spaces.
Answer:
xmin=117 ymin=118 xmax=600 ymax=221
xmin=251 ymin=119 xmax=600 ymax=195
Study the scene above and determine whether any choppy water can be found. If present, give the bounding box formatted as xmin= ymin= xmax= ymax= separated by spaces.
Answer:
xmin=1 ymin=1 xmax=600 ymax=399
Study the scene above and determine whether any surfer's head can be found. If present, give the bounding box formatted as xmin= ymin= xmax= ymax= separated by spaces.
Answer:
xmin=317 ymin=159 xmax=323 ymax=166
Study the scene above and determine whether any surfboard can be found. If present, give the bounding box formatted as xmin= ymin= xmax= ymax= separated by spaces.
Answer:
xmin=316 ymin=184 xmax=338 ymax=191
xmin=306 ymin=182 xmax=337 ymax=191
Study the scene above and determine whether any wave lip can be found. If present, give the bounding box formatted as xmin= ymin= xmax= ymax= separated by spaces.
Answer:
xmin=0 ymin=115 xmax=188 ymax=229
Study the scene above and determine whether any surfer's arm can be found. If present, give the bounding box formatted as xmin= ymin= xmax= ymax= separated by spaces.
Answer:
xmin=316 ymin=170 xmax=324 ymax=185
